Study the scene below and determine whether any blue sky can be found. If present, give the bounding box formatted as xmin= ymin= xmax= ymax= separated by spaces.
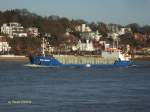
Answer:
xmin=0 ymin=0 xmax=150 ymax=25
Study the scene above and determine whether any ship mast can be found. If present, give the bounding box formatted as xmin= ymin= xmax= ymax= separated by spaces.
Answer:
xmin=42 ymin=37 xmax=45 ymax=57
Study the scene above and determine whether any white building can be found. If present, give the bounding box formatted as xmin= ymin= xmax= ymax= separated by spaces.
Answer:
xmin=75 ymin=24 xmax=92 ymax=32
xmin=89 ymin=30 xmax=102 ymax=41
xmin=118 ymin=27 xmax=132 ymax=35
xmin=0 ymin=36 xmax=11 ymax=54
xmin=99 ymin=41 xmax=110 ymax=50
xmin=27 ymin=27 xmax=39 ymax=37
xmin=72 ymin=39 xmax=95 ymax=51
xmin=1 ymin=22 xmax=27 ymax=38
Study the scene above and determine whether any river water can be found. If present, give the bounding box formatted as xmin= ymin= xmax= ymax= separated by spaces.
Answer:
xmin=0 ymin=61 xmax=150 ymax=112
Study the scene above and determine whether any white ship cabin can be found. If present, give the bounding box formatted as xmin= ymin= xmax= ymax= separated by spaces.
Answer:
xmin=102 ymin=48 xmax=131 ymax=61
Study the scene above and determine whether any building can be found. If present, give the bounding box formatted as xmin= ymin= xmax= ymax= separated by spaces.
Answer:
xmin=134 ymin=33 xmax=147 ymax=42
xmin=27 ymin=27 xmax=39 ymax=37
xmin=72 ymin=39 xmax=95 ymax=51
xmin=75 ymin=24 xmax=92 ymax=32
xmin=118 ymin=27 xmax=132 ymax=35
xmin=89 ymin=30 xmax=102 ymax=41
xmin=1 ymin=22 xmax=27 ymax=38
xmin=0 ymin=36 xmax=11 ymax=54
xmin=99 ymin=41 xmax=110 ymax=50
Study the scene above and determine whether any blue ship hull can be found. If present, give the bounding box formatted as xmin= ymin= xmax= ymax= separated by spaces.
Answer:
xmin=28 ymin=56 xmax=133 ymax=68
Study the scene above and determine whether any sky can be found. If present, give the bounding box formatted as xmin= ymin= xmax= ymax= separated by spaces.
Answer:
xmin=0 ymin=0 xmax=150 ymax=25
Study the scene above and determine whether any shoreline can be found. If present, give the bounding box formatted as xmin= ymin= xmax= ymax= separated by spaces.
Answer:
xmin=0 ymin=55 xmax=28 ymax=62
xmin=0 ymin=55 xmax=150 ymax=62
xmin=132 ymin=55 xmax=150 ymax=61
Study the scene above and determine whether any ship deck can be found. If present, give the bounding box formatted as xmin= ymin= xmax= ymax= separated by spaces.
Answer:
xmin=53 ymin=55 xmax=117 ymax=65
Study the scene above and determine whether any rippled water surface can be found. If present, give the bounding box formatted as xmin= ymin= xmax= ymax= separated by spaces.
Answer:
xmin=0 ymin=61 xmax=150 ymax=112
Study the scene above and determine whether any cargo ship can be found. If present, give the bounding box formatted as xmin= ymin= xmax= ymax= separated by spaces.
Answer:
xmin=26 ymin=38 xmax=133 ymax=68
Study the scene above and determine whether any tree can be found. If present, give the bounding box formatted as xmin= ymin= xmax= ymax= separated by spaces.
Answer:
xmin=97 ymin=22 xmax=108 ymax=37
xmin=127 ymin=23 xmax=140 ymax=33
xmin=8 ymin=37 xmax=41 ymax=55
